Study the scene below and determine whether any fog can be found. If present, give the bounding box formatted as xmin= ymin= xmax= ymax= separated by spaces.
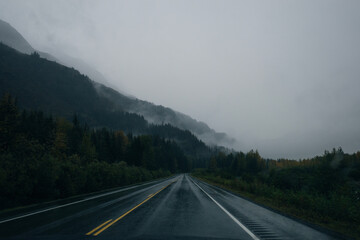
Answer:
xmin=1 ymin=0 xmax=359 ymax=159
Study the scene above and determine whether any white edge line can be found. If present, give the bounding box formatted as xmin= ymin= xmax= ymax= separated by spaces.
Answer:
xmin=0 ymin=177 xmax=176 ymax=224
xmin=191 ymin=177 xmax=260 ymax=240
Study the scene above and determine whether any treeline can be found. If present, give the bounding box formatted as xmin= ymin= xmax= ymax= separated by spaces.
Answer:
xmin=148 ymin=124 xmax=211 ymax=158
xmin=193 ymin=149 xmax=360 ymax=238
xmin=0 ymin=94 xmax=191 ymax=210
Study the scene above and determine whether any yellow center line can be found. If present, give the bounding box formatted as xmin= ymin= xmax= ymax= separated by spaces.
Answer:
xmin=88 ymin=180 xmax=177 ymax=236
xmin=86 ymin=219 xmax=113 ymax=235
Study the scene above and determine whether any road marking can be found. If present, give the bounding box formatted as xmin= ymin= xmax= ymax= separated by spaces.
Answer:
xmin=0 ymin=177 xmax=176 ymax=224
xmin=86 ymin=219 xmax=113 ymax=235
xmin=88 ymin=181 xmax=176 ymax=236
xmin=191 ymin=179 xmax=260 ymax=240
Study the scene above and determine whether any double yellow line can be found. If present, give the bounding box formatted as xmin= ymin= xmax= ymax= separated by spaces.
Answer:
xmin=86 ymin=181 xmax=175 ymax=236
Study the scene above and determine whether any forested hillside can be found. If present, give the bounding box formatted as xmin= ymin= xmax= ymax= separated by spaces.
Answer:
xmin=0 ymin=16 xmax=235 ymax=149
xmin=95 ymin=83 xmax=235 ymax=147
xmin=0 ymin=43 xmax=210 ymax=158
xmin=0 ymin=94 xmax=190 ymax=209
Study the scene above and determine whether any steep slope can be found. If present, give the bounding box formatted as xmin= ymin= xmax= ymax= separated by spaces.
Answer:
xmin=51 ymin=51 xmax=114 ymax=88
xmin=0 ymin=19 xmax=106 ymax=85
xmin=0 ymin=19 xmax=34 ymax=54
xmin=0 ymin=43 xmax=210 ymax=157
xmin=0 ymin=18 xmax=235 ymax=149
xmin=95 ymin=83 xmax=236 ymax=148
xmin=0 ymin=19 xmax=57 ymax=62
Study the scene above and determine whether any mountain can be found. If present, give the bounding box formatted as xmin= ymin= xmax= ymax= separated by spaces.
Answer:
xmin=0 ymin=18 xmax=236 ymax=149
xmin=94 ymin=84 xmax=236 ymax=147
xmin=0 ymin=43 xmax=211 ymax=158
xmin=52 ymin=51 xmax=114 ymax=88
xmin=0 ymin=19 xmax=34 ymax=54
xmin=0 ymin=19 xmax=107 ymax=86
xmin=0 ymin=19 xmax=57 ymax=62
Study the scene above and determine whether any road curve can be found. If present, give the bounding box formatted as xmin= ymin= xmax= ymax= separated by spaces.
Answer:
xmin=0 ymin=174 xmax=338 ymax=240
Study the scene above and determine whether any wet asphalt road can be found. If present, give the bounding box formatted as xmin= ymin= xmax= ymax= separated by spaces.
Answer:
xmin=0 ymin=174 xmax=337 ymax=240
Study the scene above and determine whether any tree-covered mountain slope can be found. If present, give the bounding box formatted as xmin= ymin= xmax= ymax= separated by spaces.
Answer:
xmin=0 ymin=43 xmax=210 ymax=157
xmin=0 ymin=18 xmax=235 ymax=149
xmin=95 ymin=83 xmax=236 ymax=148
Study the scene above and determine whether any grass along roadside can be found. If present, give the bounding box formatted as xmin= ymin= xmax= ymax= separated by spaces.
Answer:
xmin=192 ymin=173 xmax=359 ymax=240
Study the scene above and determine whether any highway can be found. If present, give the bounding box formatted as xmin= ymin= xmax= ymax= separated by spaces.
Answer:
xmin=0 ymin=174 xmax=338 ymax=240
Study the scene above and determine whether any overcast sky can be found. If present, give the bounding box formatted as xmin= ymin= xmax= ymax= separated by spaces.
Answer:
xmin=1 ymin=0 xmax=359 ymax=159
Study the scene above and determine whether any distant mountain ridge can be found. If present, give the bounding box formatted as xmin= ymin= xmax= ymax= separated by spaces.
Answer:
xmin=0 ymin=18 xmax=236 ymax=149
xmin=94 ymin=83 xmax=235 ymax=147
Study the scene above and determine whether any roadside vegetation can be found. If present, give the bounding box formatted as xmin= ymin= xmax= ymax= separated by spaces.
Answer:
xmin=192 ymin=149 xmax=360 ymax=239
xmin=1 ymin=91 xmax=360 ymax=238
xmin=0 ymin=94 xmax=191 ymax=210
